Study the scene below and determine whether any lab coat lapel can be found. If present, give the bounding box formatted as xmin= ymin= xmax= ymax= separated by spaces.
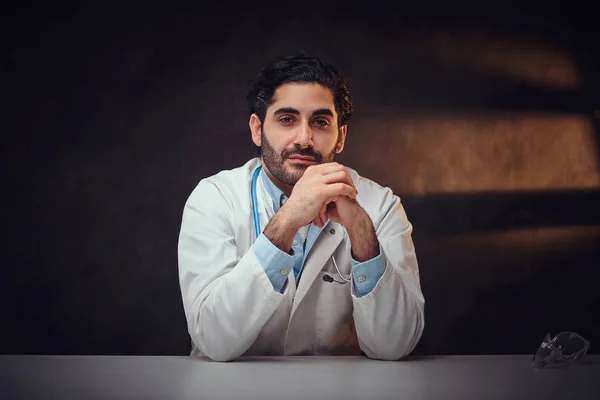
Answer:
xmin=291 ymin=220 xmax=344 ymax=317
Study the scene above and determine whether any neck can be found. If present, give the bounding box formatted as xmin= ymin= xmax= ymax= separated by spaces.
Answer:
xmin=262 ymin=163 xmax=294 ymax=198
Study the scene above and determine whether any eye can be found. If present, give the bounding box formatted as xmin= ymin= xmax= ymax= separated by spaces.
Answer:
xmin=313 ymin=118 xmax=330 ymax=127
xmin=279 ymin=116 xmax=295 ymax=125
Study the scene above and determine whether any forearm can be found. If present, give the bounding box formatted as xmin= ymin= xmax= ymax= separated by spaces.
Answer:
xmin=185 ymin=249 xmax=284 ymax=361
xmin=350 ymin=217 xmax=425 ymax=360
xmin=346 ymin=208 xmax=380 ymax=262
xmin=263 ymin=205 xmax=300 ymax=254
xmin=178 ymin=190 xmax=286 ymax=361
xmin=353 ymin=267 xmax=425 ymax=360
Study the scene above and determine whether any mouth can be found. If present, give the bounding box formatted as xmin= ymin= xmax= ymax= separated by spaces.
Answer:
xmin=287 ymin=156 xmax=317 ymax=165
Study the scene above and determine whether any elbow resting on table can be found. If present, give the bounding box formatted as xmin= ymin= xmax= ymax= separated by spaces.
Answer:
xmin=370 ymin=326 xmax=424 ymax=361
xmin=360 ymin=305 xmax=425 ymax=361
xmin=202 ymin=349 xmax=241 ymax=363
xmin=191 ymin=325 xmax=245 ymax=362
xmin=188 ymin=310 xmax=249 ymax=363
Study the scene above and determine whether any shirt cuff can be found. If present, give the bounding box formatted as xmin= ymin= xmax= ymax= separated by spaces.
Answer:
xmin=351 ymin=244 xmax=387 ymax=298
xmin=253 ymin=233 xmax=295 ymax=293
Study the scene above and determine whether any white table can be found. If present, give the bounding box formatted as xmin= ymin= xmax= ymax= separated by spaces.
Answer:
xmin=1 ymin=355 xmax=598 ymax=399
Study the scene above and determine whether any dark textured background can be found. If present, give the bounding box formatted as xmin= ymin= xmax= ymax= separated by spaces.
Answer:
xmin=4 ymin=1 xmax=599 ymax=355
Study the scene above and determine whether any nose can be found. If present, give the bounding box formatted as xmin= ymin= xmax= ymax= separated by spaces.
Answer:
xmin=293 ymin=122 xmax=314 ymax=149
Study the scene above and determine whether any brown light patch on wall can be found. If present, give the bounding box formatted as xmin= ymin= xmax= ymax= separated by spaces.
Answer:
xmin=352 ymin=113 xmax=599 ymax=195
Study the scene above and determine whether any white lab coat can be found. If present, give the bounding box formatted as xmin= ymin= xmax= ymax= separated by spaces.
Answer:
xmin=177 ymin=158 xmax=424 ymax=361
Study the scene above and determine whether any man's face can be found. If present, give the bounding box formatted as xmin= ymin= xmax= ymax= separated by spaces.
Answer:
xmin=251 ymin=83 xmax=347 ymax=187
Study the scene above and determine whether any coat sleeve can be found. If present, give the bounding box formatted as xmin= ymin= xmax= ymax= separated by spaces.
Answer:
xmin=351 ymin=185 xmax=425 ymax=360
xmin=177 ymin=179 xmax=284 ymax=361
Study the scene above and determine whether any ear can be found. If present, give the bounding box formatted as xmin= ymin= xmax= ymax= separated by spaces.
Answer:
xmin=335 ymin=125 xmax=347 ymax=153
xmin=249 ymin=114 xmax=262 ymax=147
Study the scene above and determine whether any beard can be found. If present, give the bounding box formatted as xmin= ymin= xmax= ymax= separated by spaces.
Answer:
xmin=260 ymin=128 xmax=338 ymax=186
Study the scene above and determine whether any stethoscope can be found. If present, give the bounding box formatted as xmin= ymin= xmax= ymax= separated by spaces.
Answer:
xmin=252 ymin=166 xmax=350 ymax=285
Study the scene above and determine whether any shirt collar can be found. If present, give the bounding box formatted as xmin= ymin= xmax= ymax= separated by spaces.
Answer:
xmin=260 ymin=167 xmax=288 ymax=213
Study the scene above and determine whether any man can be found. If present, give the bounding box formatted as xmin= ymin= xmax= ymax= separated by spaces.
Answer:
xmin=177 ymin=54 xmax=424 ymax=362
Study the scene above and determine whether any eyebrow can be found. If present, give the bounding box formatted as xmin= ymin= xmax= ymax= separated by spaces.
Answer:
xmin=273 ymin=107 xmax=334 ymax=118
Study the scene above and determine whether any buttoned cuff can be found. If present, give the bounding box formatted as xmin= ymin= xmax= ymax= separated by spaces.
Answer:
xmin=351 ymin=244 xmax=387 ymax=298
xmin=253 ymin=233 xmax=295 ymax=293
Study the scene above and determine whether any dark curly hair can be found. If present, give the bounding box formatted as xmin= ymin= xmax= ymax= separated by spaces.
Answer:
xmin=245 ymin=53 xmax=354 ymax=155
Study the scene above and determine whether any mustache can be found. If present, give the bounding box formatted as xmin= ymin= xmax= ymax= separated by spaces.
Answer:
xmin=282 ymin=148 xmax=323 ymax=162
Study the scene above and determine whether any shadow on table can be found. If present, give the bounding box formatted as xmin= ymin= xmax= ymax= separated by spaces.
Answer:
xmin=401 ymin=355 xmax=450 ymax=362
xmin=536 ymin=359 xmax=600 ymax=370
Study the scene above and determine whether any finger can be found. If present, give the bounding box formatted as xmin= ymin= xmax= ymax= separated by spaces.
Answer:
xmin=317 ymin=201 xmax=327 ymax=226
xmin=320 ymin=201 xmax=328 ymax=224
xmin=325 ymin=182 xmax=358 ymax=199
xmin=309 ymin=162 xmax=346 ymax=176
xmin=321 ymin=170 xmax=354 ymax=187
xmin=314 ymin=203 xmax=326 ymax=227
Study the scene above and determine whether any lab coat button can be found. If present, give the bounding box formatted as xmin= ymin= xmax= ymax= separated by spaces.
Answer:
xmin=358 ymin=275 xmax=366 ymax=282
xmin=280 ymin=268 xmax=288 ymax=276
xmin=329 ymin=229 xmax=335 ymax=235
xmin=292 ymin=239 xmax=298 ymax=246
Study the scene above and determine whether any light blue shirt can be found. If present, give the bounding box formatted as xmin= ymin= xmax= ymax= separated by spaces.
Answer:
xmin=253 ymin=168 xmax=386 ymax=297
